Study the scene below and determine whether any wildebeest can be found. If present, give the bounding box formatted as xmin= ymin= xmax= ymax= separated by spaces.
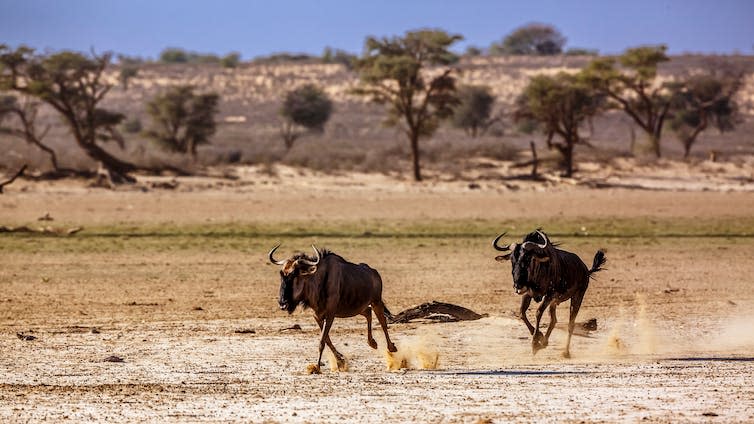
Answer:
xmin=269 ymin=244 xmax=397 ymax=373
xmin=493 ymin=230 xmax=606 ymax=357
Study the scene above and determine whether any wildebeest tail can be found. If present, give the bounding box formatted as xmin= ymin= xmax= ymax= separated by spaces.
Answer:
xmin=589 ymin=250 xmax=607 ymax=276
xmin=383 ymin=305 xmax=394 ymax=321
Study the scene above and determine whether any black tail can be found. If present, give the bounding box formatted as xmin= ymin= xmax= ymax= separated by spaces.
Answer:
xmin=589 ymin=250 xmax=607 ymax=276
xmin=383 ymin=305 xmax=394 ymax=321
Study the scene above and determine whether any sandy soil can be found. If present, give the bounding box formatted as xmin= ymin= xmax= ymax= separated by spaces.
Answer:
xmin=1 ymin=169 xmax=753 ymax=423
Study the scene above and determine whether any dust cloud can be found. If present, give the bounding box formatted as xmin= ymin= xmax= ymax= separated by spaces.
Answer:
xmin=384 ymin=334 xmax=440 ymax=370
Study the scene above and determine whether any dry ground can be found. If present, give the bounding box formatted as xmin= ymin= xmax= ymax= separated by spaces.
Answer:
xmin=1 ymin=171 xmax=753 ymax=423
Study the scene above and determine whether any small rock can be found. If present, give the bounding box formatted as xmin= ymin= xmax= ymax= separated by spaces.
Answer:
xmin=16 ymin=332 xmax=36 ymax=341
xmin=702 ymin=412 xmax=719 ymax=417
xmin=90 ymin=327 xmax=101 ymax=334
xmin=581 ymin=318 xmax=598 ymax=331
xmin=103 ymin=355 xmax=125 ymax=363
xmin=234 ymin=329 xmax=256 ymax=334
xmin=193 ymin=306 xmax=204 ymax=311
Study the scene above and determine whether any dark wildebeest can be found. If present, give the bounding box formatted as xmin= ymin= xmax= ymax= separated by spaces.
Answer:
xmin=269 ymin=244 xmax=397 ymax=373
xmin=493 ymin=230 xmax=606 ymax=357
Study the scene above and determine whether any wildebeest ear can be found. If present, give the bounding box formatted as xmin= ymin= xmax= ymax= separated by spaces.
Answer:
xmin=495 ymin=254 xmax=512 ymax=261
xmin=299 ymin=265 xmax=317 ymax=276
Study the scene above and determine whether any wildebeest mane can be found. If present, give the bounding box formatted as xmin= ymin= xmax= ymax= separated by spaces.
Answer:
xmin=291 ymin=248 xmax=339 ymax=263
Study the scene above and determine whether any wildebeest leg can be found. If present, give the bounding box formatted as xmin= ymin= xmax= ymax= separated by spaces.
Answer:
xmin=362 ymin=307 xmax=378 ymax=349
xmin=519 ymin=295 xmax=535 ymax=335
xmin=563 ymin=291 xmax=585 ymax=358
xmin=313 ymin=315 xmax=336 ymax=374
xmin=543 ymin=301 xmax=558 ymax=347
xmin=532 ymin=299 xmax=549 ymax=354
xmin=315 ymin=316 xmax=346 ymax=369
xmin=372 ymin=302 xmax=397 ymax=352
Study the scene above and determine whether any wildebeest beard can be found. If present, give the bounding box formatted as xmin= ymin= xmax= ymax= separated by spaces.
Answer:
xmin=279 ymin=274 xmax=298 ymax=314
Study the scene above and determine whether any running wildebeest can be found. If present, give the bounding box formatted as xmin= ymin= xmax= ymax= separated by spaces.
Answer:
xmin=493 ymin=230 xmax=606 ymax=357
xmin=269 ymin=244 xmax=397 ymax=373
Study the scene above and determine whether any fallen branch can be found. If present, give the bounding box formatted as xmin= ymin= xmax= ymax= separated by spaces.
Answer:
xmin=387 ymin=301 xmax=488 ymax=324
xmin=0 ymin=225 xmax=82 ymax=235
xmin=0 ymin=165 xmax=27 ymax=193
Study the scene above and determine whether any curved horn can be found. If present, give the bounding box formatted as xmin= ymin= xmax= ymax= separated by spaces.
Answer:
xmin=492 ymin=232 xmax=511 ymax=251
xmin=535 ymin=230 xmax=549 ymax=248
xmin=268 ymin=244 xmax=286 ymax=265
xmin=522 ymin=230 xmax=549 ymax=251
xmin=299 ymin=244 xmax=321 ymax=266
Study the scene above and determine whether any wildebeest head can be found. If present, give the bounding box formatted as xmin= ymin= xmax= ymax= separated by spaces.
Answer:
xmin=269 ymin=244 xmax=321 ymax=314
xmin=493 ymin=230 xmax=552 ymax=296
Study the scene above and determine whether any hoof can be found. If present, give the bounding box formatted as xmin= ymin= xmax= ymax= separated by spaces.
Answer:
xmin=306 ymin=364 xmax=321 ymax=374
xmin=336 ymin=358 xmax=349 ymax=372
xmin=562 ymin=350 xmax=571 ymax=359
xmin=387 ymin=343 xmax=398 ymax=353
xmin=368 ymin=339 xmax=378 ymax=349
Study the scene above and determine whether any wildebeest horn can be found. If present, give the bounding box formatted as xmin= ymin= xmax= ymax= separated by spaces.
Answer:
xmin=298 ymin=244 xmax=321 ymax=266
xmin=268 ymin=244 xmax=286 ymax=265
xmin=492 ymin=232 xmax=511 ymax=251
xmin=522 ymin=230 xmax=549 ymax=251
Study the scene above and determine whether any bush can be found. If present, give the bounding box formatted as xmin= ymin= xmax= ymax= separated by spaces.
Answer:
xmin=145 ymin=85 xmax=220 ymax=158
xmin=121 ymin=117 xmax=142 ymax=133
xmin=220 ymin=52 xmax=241 ymax=68
xmin=279 ymin=84 xmax=333 ymax=149
xmin=451 ymin=85 xmax=497 ymax=137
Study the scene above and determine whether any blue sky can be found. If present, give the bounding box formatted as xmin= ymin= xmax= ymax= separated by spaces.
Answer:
xmin=1 ymin=0 xmax=752 ymax=59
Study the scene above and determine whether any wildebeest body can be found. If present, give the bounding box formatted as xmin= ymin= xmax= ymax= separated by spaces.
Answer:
xmin=494 ymin=230 xmax=606 ymax=357
xmin=271 ymin=245 xmax=397 ymax=373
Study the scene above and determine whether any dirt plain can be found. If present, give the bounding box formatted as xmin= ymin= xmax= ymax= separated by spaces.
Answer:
xmin=1 ymin=165 xmax=754 ymax=423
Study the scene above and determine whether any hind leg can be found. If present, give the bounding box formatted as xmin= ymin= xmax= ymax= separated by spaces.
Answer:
xmin=563 ymin=292 xmax=585 ymax=359
xmin=362 ymin=307 xmax=378 ymax=349
xmin=372 ymin=301 xmax=397 ymax=352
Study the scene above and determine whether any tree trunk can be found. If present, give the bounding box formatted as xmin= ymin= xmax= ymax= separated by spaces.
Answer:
xmin=563 ymin=143 xmax=574 ymax=178
xmin=650 ymin=134 xmax=662 ymax=158
xmin=79 ymin=142 xmax=137 ymax=183
xmin=409 ymin=130 xmax=422 ymax=181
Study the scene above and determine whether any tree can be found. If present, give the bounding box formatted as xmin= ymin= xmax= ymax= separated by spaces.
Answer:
xmin=119 ymin=65 xmax=139 ymax=90
xmin=0 ymin=94 xmax=58 ymax=169
xmin=159 ymin=47 xmax=189 ymax=63
xmin=353 ymin=29 xmax=462 ymax=181
xmin=0 ymin=45 xmax=136 ymax=181
xmin=581 ymin=45 xmax=672 ymax=157
xmin=279 ymin=84 xmax=333 ymax=150
xmin=491 ymin=23 xmax=566 ymax=55
xmin=451 ymin=85 xmax=499 ymax=137
xmin=220 ymin=52 xmax=241 ymax=68
xmin=669 ymin=72 xmax=741 ymax=157
xmin=515 ymin=72 xmax=604 ymax=177
xmin=145 ymin=85 xmax=219 ymax=159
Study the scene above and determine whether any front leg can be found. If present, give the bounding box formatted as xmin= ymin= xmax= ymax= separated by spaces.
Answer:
xmin=311 ymin=315 xmax=335 ymax=374
xmin=532 ymin=298 xmax=549 ymax=354
xmin=315 ymin=316 xmax=346 ymax=370
xmin=519 ymin=295 xmax=535 ymax=335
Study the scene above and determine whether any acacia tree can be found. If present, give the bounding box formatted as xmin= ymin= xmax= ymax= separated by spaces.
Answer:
xmin=279 ymin=84 xmax=333 ymax=150
xmin=145 ymin=85 xmax=219 ymax=159
xmin=0 ymin=45 xmax=136 ymax=181
xmin=451 ymin=85 xmax=499 ymax=137
xmin=491 ymin=23 xmax=566 ymax=55
xmin=353 ymin=29 xmax=462 ymax=181
xmin=669 ymin=73 xmax=741 ymax=157
xmin=515 ymin=72 xmax=604 ymax=177
xmin=581 ymin=45 xmax=672 ymax=157
xmin=0 ymin=94 xmax=59 ymax=169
